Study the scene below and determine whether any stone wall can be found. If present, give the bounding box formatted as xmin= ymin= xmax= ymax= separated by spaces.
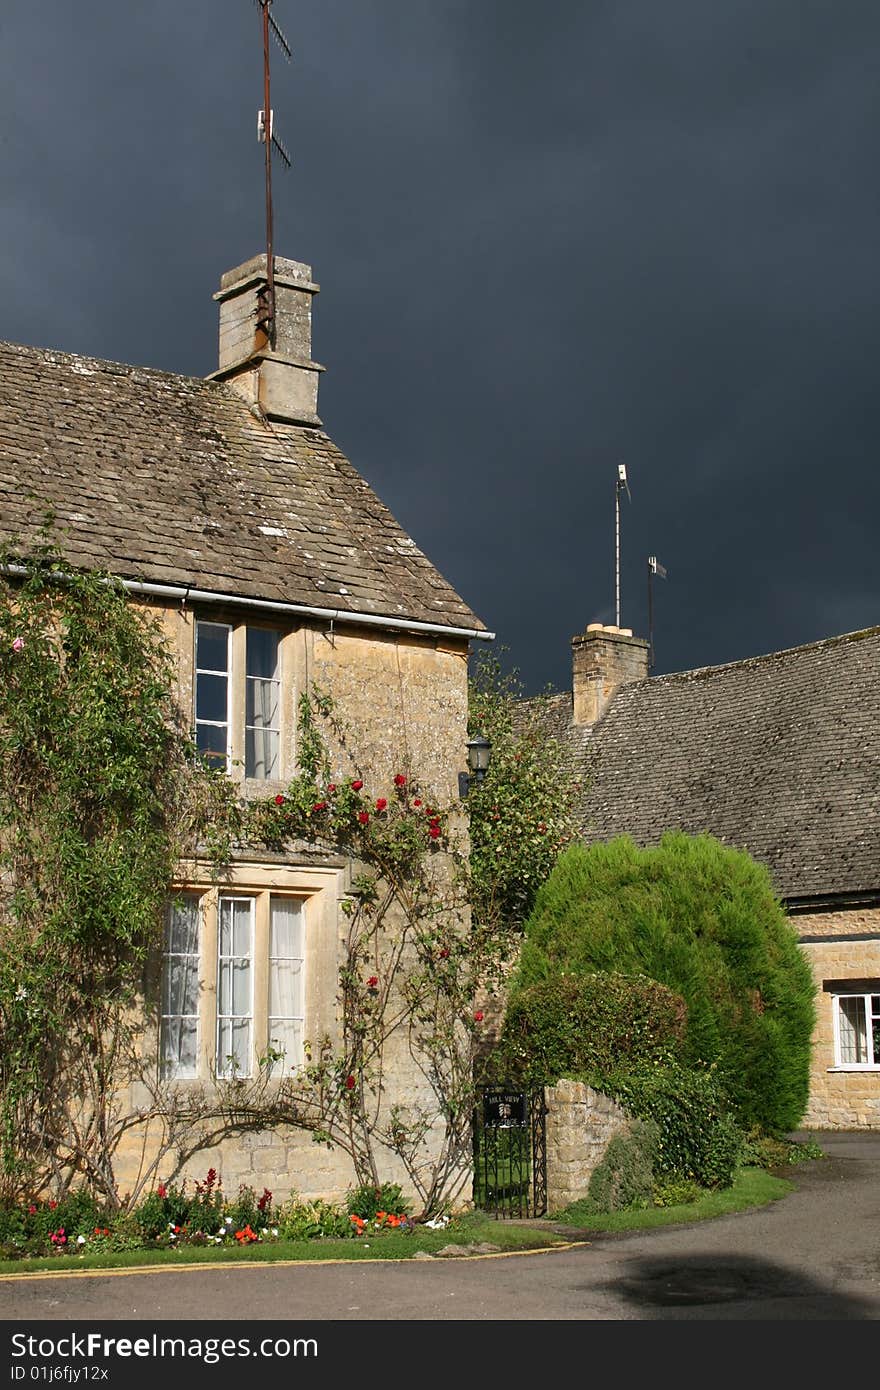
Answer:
xmin=108 ymin=600 xmax=474 ymax=1210
xmin=796 ymin=913 xmax=880 ymax=1130
xmin=544 ymin=1078 xmax=631 ymax=1212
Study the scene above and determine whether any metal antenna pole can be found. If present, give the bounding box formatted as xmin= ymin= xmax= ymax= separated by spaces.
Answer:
xmin=615 ymin=464 xmax=630 ymax=627
xmin=647 ymin=557 xmax=654 ymax=670
xmin=615 ymin=482 xmax=621 ymax=627
xmin=262 ymin=0 xmax=275 ymax=347
xmin=253 ymin=0 xmax=291 ymax=347
xmin=647 ymin=555 xmax=667 ymax=672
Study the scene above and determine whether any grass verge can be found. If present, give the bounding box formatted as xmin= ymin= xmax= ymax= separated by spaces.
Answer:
xmin=549 ymin=1165 xmax=793 ymax=1233
xmin=0 ymin=1167 xmax=793 ymax=1276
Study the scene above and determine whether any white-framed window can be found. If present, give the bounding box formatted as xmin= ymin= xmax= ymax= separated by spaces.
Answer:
xmin=268 ymin=897 xmax=305 ymax=1077
xmin=245 ymin=628 xmax=281 ymax=779
xmin=194 ymin=619 xmax=283 ymax=780
xmin=832 ymin=991 xmax=880 ymax=1068
xmin=195 ymin=621 xmax=231 ymax=771
xmin=160 ymin=894 xmax=201 ymax=1080
xmin=159 ymin=889 xmax=306 ymax=1082
xmin=217 ymin=896 xmax=255 ymax=1078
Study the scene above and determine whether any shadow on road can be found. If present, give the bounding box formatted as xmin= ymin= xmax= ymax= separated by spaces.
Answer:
xmin=600 ymin=1253 xmax=877 ymax=1320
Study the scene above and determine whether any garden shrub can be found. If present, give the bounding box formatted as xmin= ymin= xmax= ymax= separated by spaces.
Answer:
xmin=345 ymin=1182 xmax=409 ymax=1221
xmin=495 ymin=971 xmax=687 ymax=1088
xmin=515 ymin=834 xmax=816 ymax=1132
xmin=604 ymin=1062 xmax=742 ymax=1188
xmin=587 ymin=1119 xmax=659 ymax=1213
xmin=651 ymin=1175 xmax=703 ymax=1208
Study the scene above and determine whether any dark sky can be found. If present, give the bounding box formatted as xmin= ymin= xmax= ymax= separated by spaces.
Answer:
xmin=3 ymin=2 xmax=879 ymax=693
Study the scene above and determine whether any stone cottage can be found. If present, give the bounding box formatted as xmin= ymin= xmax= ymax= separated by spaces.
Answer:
xmin=0 ymin=252 xmax=491 ymax=1202
xmin=543 ymin=621 xmax=880 ymax=1130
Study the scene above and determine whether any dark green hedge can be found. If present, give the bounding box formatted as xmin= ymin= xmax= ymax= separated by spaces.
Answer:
xmin=603 ymin=1062 xmax=742 ymax=1188
xmin=515 ymin=833 xmax=816 ymax=1132
xmin=495 ymin=971 xmax=687 ymax=1088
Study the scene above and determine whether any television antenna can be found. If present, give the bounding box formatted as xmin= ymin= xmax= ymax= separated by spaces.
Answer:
xmin=615 ymin=464 xmax=631 ymax=627
xmin=647 ymin=555 xmax=667 ymax=671
xmin=253 ymin=0 xmax=292 ymax=347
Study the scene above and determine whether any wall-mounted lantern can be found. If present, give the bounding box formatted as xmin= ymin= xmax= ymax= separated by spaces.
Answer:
xmin=458 ymin=731 xmax=492 ymax=798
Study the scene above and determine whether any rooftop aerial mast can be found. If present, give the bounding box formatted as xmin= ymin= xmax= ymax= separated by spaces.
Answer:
xmin=253 ymin=0 xmax=292 ymax=348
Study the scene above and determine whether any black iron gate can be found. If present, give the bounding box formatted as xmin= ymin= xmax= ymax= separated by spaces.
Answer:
xmin=473 ymin=1086 xmax=547 ymax=1218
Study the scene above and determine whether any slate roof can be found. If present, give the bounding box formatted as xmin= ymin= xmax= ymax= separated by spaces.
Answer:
xmin=0 ymin=339 xmax=485 ymax=634
xmin=566 ymin=628 xmax=880 ymax=901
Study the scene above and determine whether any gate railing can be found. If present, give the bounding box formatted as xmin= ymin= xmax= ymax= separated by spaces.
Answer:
xmin=473 ymin=1086 xmax=547 ymax=1219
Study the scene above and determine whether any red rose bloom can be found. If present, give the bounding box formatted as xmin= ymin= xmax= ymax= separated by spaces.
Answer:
xmin=312 ymin=801 xmax=327 ymax=812
xmin=473 ymin=1011 xmax=484 ymax=1023
xmin=367 ymin=975 xmax=379 ymax=988
xmin=394 ymin=774 xmax=407 ymax=787
xmin=351 ymin=779 xmax=364 ymax=791
xmin=439 ymin=947 xmax=450 ymax=959
xmin=413 ymin=798 xmax=422 ymax=807
xmin=157 ymin=1184 xmax=167 ymax=1198
xmin=274 ymin=794 xmax=285 ymax=806
xmin=429 ymin=825 xmax=441 ymax=840
xmin=327 ymin=784 xmax=336 ymax=793
xmin=375 ymin=797 xmax=387 ymax=811
xmin=358 ymin=811 xmax=370 ymax=825
xmin=345 ymin=1074 xmax=356 ymax=1090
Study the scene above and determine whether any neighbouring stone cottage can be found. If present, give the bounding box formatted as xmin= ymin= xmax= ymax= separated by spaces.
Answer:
xmin=541 ymin=620 xmax=880 ymax=1130
xmin=0 ymin=252 xmax=492 ymax=1203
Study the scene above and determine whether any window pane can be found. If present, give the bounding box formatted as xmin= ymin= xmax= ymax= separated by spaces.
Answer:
xmin=232 ymin=959 xmax=251 ymax=1015
xmin=196 ymin=623 xmax=229 ymax=673
xmin=162 ymin=955 xmax=199 ymax=1017
xmin=268 ymin=1019 xmax=303 ymax=1073
xmin=270 ymin=899 xmax=303 ymax=958
xmin=165 ymin=896 xmax=199 ymax=955
xmin=247 ymin=629 xmax=279 ymax=680
xmin=196 ymin=672 xmax=229 ymax=724
xmin=839 ymin=997 xmax=867 ymax=1063
xmin=232 ymin=900 xmax=252 ymax=956
xmin=219 ymin=899 xmax=233 ymax=957
xmin=161 ymin=1018 xmax=197 ymax=1077
xmin=246 ymin=678 xmax=279 ymax=730
xmin=270 ymin=960 xmax=303 ymax=1017
xmin=246 ymin=727 xmax=279 ymax=779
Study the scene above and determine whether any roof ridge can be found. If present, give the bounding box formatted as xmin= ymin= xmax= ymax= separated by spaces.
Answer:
xmin=648 ymin=624 xmax=880 ymax=685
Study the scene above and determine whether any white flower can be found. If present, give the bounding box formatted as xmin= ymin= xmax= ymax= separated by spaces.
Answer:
xmin=76 ymin=1235 xmax=86 ymax=1245
xmin=424 ymin=1215 xmax=449 ymax=1229
xmin=271 ymin=1228 xmax=279 ymax=1237
xmin=224 ymin=1216 xmax=233 ymax=1225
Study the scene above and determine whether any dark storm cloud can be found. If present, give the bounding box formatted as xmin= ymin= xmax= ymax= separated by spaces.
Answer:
xmin=2 ymin=1 xmax=878 ymax=691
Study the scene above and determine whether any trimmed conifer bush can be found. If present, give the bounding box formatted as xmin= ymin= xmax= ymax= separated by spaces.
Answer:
xmin=514 ymin=833 xmax=816 ymax=1132
xmin=496 ymin=971 xmax=687 ymax=1088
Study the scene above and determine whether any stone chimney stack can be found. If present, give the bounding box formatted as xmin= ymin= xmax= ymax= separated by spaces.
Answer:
xmin=571 ymin=623 xmax=650 ymax=725
xmin=209 ymin=254 xmax=324 ymax=426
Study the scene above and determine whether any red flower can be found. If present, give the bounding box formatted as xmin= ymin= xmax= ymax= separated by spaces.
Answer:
xmin=345 ymin=1074 xmax=356 ymax=1090
xmin=438 ymin=947 xmax=450 ymax=959
xmin=48 ymin=1200 xmax=57 ymax=1210
xmin=157 ymin=1184 xmax=167 ymax=1198
xmin=413 ymin=798 xmax=422 ymax=807
xmin=358 ymin=811 xmax=370 ymax=825
xmin=274 ymin=794 xmax=285 ymax=806
xmin=327 ymin=784 xmax=336 ymax=793
xmin=394 ymin=774 xmax=407 ymax=787
xmin=375 ymin=797 xmax=387 ymax=811
xmin=351 ymin=779 xmax=364 ymax=791
xmin=429 ymin=825 xmax=441 ymax=840
xmin=473 ymin=1011 xmax=484 ymax=1023
xmin=367 ymin=975 xmax=379 ymax=989
xmin=429 ymin=816 xmax=440 ymax=827
xmin=27 ymin=1205 xmax=36 ymax=1215
xmin=312 ymin=801 xmax=327 ymax=812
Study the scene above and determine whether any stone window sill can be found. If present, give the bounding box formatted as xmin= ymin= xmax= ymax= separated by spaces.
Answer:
xmin=827 ymin=1065 xmax=880 ymax=1073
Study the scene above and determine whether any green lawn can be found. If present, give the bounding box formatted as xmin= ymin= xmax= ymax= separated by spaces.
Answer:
xmin=0 ymin=1167 xmax=792 ymax=1276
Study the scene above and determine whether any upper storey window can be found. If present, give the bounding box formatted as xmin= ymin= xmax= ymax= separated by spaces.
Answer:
xmin=195 ymin=620 xmax=282 ymax=780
